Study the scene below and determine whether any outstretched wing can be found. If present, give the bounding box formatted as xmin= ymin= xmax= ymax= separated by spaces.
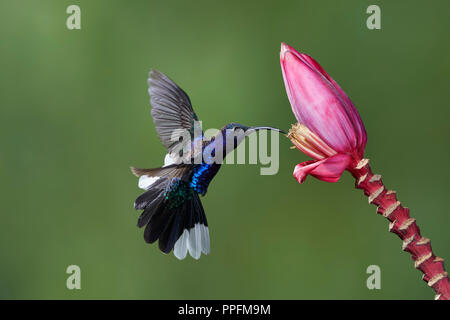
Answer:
xmin=148 ymin=69 xmax=201 ymax=153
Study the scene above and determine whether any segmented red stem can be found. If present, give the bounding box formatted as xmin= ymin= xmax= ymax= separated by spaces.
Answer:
xmin=349 ymin=158 xmax=450 ymax=300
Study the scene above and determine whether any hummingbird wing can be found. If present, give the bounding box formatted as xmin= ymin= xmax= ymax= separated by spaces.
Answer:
xmin=130 ymin=163 xmax=189 ymax=181
xmin=148 ymin=69 xmax=203 ymax=154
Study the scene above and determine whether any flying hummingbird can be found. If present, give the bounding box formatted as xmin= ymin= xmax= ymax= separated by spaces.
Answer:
xmin=131 ymin=70 xmax=284 ymax=260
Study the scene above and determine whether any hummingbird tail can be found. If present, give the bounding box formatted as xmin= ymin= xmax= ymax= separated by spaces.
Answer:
xmin=132 ymin=165 xmax=210 ymax=260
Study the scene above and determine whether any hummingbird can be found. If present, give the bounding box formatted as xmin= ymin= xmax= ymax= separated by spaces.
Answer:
xmin=131 ymin=70 xmax=284 ymax=260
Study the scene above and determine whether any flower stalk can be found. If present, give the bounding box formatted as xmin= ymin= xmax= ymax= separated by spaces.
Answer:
xmin=280 ymin=42 xmax=450 ymax=299
xmin=349 ymin=158 xmax=450 ymax=300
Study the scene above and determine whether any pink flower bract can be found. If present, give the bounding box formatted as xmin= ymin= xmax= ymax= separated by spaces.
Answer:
xmin=281 ymin=43 xmax=367 ymax=183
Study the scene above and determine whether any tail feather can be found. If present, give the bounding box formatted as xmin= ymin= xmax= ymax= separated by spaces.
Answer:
xmin=137 ymin=193 xmax=164 ymax=228
xmin=172 ymin=193 xmax=209 ymax=259
xmin=158 ymin=201 xmax=186 ymax=254
xmin=144 ymin=203 xmax=171 ymax=244
xmin=134 ymin=178 xmax=166 ymax=210
xmin=132 ymin=165 xmax=210 ymax=260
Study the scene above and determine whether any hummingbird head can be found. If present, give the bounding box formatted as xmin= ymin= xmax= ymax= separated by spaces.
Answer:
xmin=225 ymin=122 xmax=286 ymax=134
xmin=221 ymin=123 xmax=286 ymax=154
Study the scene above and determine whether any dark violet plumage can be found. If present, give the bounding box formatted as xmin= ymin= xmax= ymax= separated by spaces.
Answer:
xmin=190 ymin=163 xmax=221 ymax=195
xmin=131 ymin=70 xmax=284 ymax=259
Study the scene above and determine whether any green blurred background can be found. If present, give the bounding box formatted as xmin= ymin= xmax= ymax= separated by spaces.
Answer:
xmin=0 ymin=0 xmax=449 ymax=299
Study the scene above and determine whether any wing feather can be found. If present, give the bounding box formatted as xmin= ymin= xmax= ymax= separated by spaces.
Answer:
xmin=148 ymin=70 xmax=201 ymax=152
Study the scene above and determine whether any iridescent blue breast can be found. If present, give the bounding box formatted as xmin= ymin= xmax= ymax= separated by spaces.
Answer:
xmin=189 ymin=163 xmax=221 ymax=195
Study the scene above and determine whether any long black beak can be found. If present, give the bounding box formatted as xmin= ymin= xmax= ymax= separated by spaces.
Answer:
xmin=245 ymin=126 xmax=287 ymax=136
